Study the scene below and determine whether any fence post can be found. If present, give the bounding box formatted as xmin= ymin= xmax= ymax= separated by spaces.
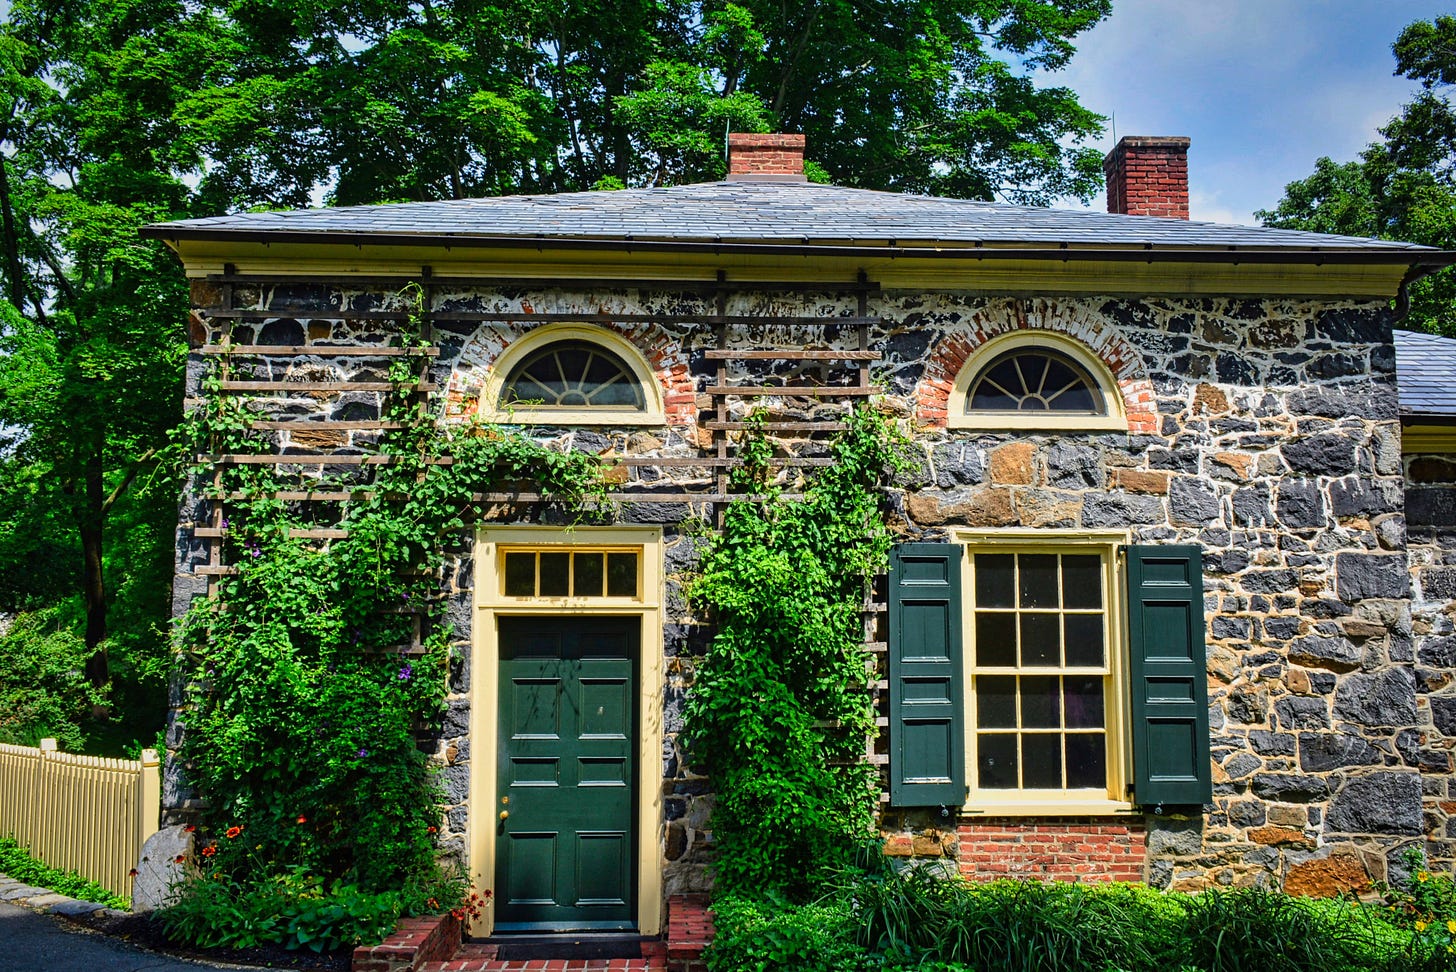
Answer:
xmin=137 ymin=749 xmax=161 ymax=860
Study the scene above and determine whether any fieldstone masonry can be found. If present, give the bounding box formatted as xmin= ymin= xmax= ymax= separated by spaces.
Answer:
xmin=167 ymin=280 xmax=1450 ymax=902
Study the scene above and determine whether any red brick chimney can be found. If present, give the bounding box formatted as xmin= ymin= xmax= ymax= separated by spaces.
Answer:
xmin=727 ymin=133 xmax=807 ymax=182
xmin=1103 ymin=136 xmax=1190 ymax=219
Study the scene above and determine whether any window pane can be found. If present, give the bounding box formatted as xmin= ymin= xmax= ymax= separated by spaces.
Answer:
xmin=573 ymin=552 xmax=604 ymax=597
xmin=1062 ymin=555 xmax=1102 ymax=608
xmin=504 ymin=553 xmax=536 ymax=596
xmin=1022 ymin=734 xmax=1063 ymax=788
xmin=976 ymin=676 xmax=1017 ymax=728
xmin=1018 ymin=554 xmax=1058 ymax=608
xmin=975 ymin=554 xmax=1015 ymax=608
xmin=975 ymin=612 xmax=1016 ymax=666
xmin=502 ymin=341 xmax=645 ymax=410
xmin=966 ymin=349 xmax=1105 ymax=416
xmin=539 ymin=553 xmax=570 ymax=596
xmin=1020 ymin=613 xmax=1060 ymax=666
xmin=1063 ymin=614 xmax=1104 ymax=667
xmin=607 ymin=553 xmax=638 ymax=597
xmin=1066 ymin=734 xmax=1107 ymax=789
xmin=1020 ymin=675 xmax=1060 ymax=728
xmin=978 ymin=733 xmax=1018 ymax=788
xmin=1063 ymin=677 xmax=1105 ymax=729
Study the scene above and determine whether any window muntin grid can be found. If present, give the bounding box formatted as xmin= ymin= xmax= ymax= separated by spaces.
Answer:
xmin=501 ymin=340 xmax=646 ymax=411
xmin=500 ymin=547 xmax=641 ymax=599
xmin=970 ymin=551 xmax=1109 ymax=792
xmin=967 ymin=348 xmax=1106 ymax=415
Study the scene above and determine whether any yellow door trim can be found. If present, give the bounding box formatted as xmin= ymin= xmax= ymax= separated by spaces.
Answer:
xmin=469 ymin=526 xmax=665 ymax=937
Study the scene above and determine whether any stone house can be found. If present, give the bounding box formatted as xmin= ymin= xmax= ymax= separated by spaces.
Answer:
xmin=144 ymin=132 xmax=1456 ymax=933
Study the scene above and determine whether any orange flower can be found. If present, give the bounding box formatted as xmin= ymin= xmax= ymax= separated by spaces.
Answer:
xmin=201 ymin=845 xmax=217 ymax=857
xmin=426 ymin=826 xmax=437 ymax=835
xmin=128 ymin=868 xmax=139 ymax=877
xmin=426 ymin=897 xmax=439 ymax=910
xmin=183 ymin=824 xmax=196 ymax=833
xmin=174 ymin=855 xmax=186 ymax=864
xmin=225 ymin=825 xmax=242 ymax=839
xmin=296 ymin=815 xmax=307 ymax=824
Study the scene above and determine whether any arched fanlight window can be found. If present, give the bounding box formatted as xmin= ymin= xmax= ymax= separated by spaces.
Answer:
xmin=947 ymin=331 xmax=1126 ymax=431
xmin=501 ymin=340 xmax=646 ymax=410
xmin=480 ymin=324 xmax=665 ymax=426
xmin=968 ymin=348 xmax=1105 ymax=415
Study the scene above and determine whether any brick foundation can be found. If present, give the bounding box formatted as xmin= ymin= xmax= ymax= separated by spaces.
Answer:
xmin=957 ymin=817 xmax=1148 ymax=883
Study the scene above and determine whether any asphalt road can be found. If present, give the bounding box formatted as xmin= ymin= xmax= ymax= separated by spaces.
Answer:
xmin=0 ymin=902 xmax=280 ymax=972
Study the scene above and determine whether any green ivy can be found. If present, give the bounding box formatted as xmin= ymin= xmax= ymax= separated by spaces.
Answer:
xmin=167 ymin=298 xmax=609 ymax=939
xmin=682 ymin=407 xmax=912 ymax=899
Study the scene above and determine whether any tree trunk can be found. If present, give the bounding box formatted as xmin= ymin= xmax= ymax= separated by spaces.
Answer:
xmin=81 ymin=442 xmax=109 ymax=718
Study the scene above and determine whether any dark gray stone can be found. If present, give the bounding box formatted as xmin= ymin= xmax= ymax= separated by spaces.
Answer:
xmin=1227 ymin=800 xmax=1267 ymax=827
xmin=1251 ymin=773 xmax=1330 ymax=802
xmin=1288 ymin=635 xmax=1362 ymax=671
xmin=931 ymin=442 xmax=985 ymax=487
xmin=1333 ymin=669 xmax=1417 ymax=728
xmin=1432 ymin=697 xmax=1456 ymax=737
xmin=1275 ymin=479 xmax=1326 ymax=528
xmin=1262 ymin=616 xmax=1301 ymax=640
xmin=1223 ymin=752 xmax=1262 ymax=778
xmin=1240 ymin=569 xmax=1299 ymax=594
xmin=1419 ymin=635 xmax=1456 ymax=668
xmin=1406 ymin=487 xmax=1456 ymax=528
xmin=1325 ymin=772 xmax=1423 ymax=835
xmin=1226 ymin=689 xmax=1267 ymax=724
xmin=1330 ymin=478 xmax=1402 ymax=518
xmin=1046 ymin=443 xmax=1102 ymax=489
xmin=1231 ymin=484 xmax=1272 ymax=526
xmin=1419 ymin=567 xmax=1456 ymax=601
xmin=1274 ymin=696 xmax=1330 ymax=730
xmin=443 ymin=763 xmax=470 ymax=803
xmin=1169 ymin=477 xmax=1220 ymax=525
xmin=1081 ymin=493 xmax=1165 ymax=527
xmin=443 ymin=699 xmax=470 ymax=736
xmin=1212 ymin=616 xmax=1251 ymax=640
xmin=1248 ymin=730 xmax=1296 ymax=756
xmin=1336 ymin=552 xmax=1410 ymax=601
xmin=620 ymin=502 xmax=693 ymax=524
xmin=1146 ymin=816 xmax=1203 ymax=856
xmin=1298 ymin=732 xmax=1382 ymax=772
xmin=1282 ymin=434 xmax=1359 ymax=476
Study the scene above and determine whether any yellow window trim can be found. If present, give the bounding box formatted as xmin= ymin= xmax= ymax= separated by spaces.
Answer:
xmin=947 ymin=330 xmax=1128 ymax=432
xmin=952 ymin=528 xmax=1133 ymax=815
xmin=478 ymin=322 xmax=666 ymax=427
xmin=470 ymin=526 xmax=665 ymax=937
xmin=495 ymin=543 xmax=646 ymax=602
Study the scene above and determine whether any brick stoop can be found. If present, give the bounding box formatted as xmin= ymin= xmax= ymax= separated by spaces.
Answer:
xmin=362 ymin=896 xmax=711 ymax=972
xmin=354 ymin=914 xmax=464 ymax=972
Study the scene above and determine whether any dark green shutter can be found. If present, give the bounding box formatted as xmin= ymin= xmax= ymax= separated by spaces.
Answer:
xmin=888 ymin=543 xmax=965 ymax=807
xmin=1126 ymin=545 xmax=1212 ymax=807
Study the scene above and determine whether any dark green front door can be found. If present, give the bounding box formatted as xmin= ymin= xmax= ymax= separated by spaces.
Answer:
xmin=495 ymin=616 xmax=637 ymax=931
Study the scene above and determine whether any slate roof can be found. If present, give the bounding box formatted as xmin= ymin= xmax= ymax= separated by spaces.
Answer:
xmin=1395 ymin=329 xmax=1456 ymax=418
xmin=144 ymin=181 xmax=1434 ymax=256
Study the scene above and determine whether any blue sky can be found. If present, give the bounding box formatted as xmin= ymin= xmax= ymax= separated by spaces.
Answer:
xmin=1048 ymin=0 xmax=1454 ymax=225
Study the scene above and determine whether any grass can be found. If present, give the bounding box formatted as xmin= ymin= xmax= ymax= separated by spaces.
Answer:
xmin=0 ymin=835 xmax=129 ymax=910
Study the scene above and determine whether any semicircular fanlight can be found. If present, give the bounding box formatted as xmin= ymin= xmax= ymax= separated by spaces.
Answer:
xmin=967 ymin=348 xmax=1106 ymax=415
xmin=500 ymin=340 xmax=647 ymax=411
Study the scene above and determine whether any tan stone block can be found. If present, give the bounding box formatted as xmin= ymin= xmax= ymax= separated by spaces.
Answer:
xmin=1014 ymin=492 xmax=1081 ymax=528
xmin=1193 ymin=383 xmax=1230 ymax=414
xmin=990 ymin=442 xmax=1037 ymax=485
xmin=882 ymin=835 xmax=914 ymax=857
xmin=1283 ymin=853 xmax=1371 ymax=897
xmin=1339 ymin=619 xmax=1388 ymax=640
xmin=1249 ymin=826 xmax=1311 ymax=848
xmin=602 ymin=462 xmax=630 ymax=485
xmin=1207 ymin=646 xmax=1239 ymax=682
xmin=1171 ymin=875 xmax=1212 ymax=892
xmin=307 ymin=321 xmax=332 ymax=341
xmin=906 ymin=492 xmax=950 ymax=526
xmin=1267 ymin=804 xmax=1307 ymax=828
xmin=959 ymin=489 xmax=1016 ymax=527
xmin=1286 ymin=669 xmax=1312 ymax=695
xmin=1114 ymin=469 xmax=1169 ymax=494
xmin=289 ymin=428 xmax=346 ymax=448
xmin=912 ymin=835 xmax=943 ymax=856
xmin=628 ymin=432 xmax=664 ymax=452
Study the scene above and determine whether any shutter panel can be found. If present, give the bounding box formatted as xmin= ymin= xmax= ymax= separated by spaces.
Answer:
xmin=888 ymin=543 xmax=965 ymax=807
xmin=1126 ymin=545 xmax=1212 ymax=807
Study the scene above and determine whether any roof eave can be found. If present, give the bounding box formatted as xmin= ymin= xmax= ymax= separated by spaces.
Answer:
xmin=136 ymin=225 xmax=1456 ymax=266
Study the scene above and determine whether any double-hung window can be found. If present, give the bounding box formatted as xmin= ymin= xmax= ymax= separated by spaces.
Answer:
xmin=887 ymin=534 xmax=1210 ymax=812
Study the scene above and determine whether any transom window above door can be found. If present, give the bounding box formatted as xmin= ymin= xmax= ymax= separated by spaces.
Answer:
xmin=499 ymin=546 xmax=642 ymax=600
xmin=481 ymin=323 xmax=665 ymax=426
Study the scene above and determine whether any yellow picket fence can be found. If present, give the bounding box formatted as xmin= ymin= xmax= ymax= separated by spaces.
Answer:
xmin=0 ymin=739 xmax=160 ymax=900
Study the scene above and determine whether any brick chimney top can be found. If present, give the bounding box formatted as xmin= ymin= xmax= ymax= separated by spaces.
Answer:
xmin=727 ymin=133 xmax=807 ymax=183
xmin=1103 ymin=136 xmax=1190 ymax=219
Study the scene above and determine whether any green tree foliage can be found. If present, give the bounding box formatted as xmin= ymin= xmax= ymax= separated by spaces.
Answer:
xmin=0 ymin=0 xmax=1107 ymax=750
xmin=1258 ymin=15 xmax=1456 ymax=334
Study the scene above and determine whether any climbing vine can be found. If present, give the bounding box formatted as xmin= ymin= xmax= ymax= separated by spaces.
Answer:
xmin=167 ymin=297 xmax=609 ymax=933
xmin=682 ymin=407 xmax=913 ymax=899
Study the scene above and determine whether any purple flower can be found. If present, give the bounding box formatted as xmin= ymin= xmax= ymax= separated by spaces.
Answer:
xmin=358 ymin=748 xmax=369 ymax=758
xmin=398 ymin=664 xmax=413 ymax=682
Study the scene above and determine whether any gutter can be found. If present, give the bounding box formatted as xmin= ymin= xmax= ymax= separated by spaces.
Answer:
xmin=136 ymin=225 xmax=1456 ymax=267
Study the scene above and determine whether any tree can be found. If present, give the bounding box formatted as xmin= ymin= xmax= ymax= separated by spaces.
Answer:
xmin=1258 ymin=15 xmax=1456 ymax=334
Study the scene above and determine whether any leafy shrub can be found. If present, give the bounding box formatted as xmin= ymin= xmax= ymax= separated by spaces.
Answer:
xmin=683 ymin=409 xmax=911 ymax=898
xmin=0 ymin=836 xmax=128 ymax=909
xmin=0 ymin=606 xmax=103 ymax=749
xmin=1175 ymin=887 xmax=1368 ymax=972
xmin=707 ymin=894 xmax=872 ymax=972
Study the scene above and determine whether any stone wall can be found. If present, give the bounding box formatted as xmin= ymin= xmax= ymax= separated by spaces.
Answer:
xmin=166 ymin=279 xmax=1443 ymax=899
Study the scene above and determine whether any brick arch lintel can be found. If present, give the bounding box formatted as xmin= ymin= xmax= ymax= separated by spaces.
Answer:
xmin=915 ymin=299 xmax=1156 ymax=434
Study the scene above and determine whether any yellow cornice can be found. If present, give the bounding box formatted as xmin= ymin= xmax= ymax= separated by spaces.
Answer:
xmin=171 ymin=240 xmax=1411 ymax=300
xmin=1402 ymin=422 xmax=1456 ymax=454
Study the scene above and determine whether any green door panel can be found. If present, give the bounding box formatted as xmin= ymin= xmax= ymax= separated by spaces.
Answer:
xmin=496 ymin=617 xmax=637 ymax=930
